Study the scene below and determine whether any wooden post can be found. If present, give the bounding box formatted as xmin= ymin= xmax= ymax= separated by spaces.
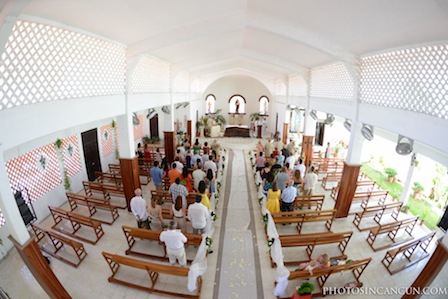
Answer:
xmin=282 ymin=123 xmax=289 ymax=144
xmin=401 ymin=241 xmax=448 ymax=299
xmin=335 ymin=163 xmax=361 ymax=218
xmin=164 ymin=131 xmax=175 ymax=164
xmin=301 ymin=135 xmax=314 ymax=168
xmin=119 ymin=157 xmax=140 ymax=212
xmin=257 ymin=125 xmax=262 ymax=138
xmin=9 ymin=236 xmax=71 ymax=299
xmin=187 ymin=120 xmax=192 ymax=140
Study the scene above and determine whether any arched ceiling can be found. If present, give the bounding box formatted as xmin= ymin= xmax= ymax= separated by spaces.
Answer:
xmin=18 ymin=0 xmax=448 ymax=79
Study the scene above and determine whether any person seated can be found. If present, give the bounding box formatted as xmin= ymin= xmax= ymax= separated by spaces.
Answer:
xmin=298 ymin=254 xmax=330 ymax=275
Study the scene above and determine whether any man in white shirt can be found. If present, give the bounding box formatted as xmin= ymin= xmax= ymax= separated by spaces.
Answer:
xmin=192 ymin=165 xmax=207 ymax=191
xmin=285 ymin=154 xmax=296 ymax=170
xmin=293 ymin=158 xmax=307 ymax=179
xmin=174 ymin=157 xmax=184 ymax=173
xmin=188 ymin=195 xmax=210 ymax=234
xmin=159 ymin=220 xmax=188 ymax=266
xmin=303 ymin=166 xmax=318 ymax=195
xmin=130 ymin=188 xmax=150 ymax=229
xmin=192 ymin=151 xmax=203 ymax=167
xmin=204 ymin=155 xmax=217 ymax=174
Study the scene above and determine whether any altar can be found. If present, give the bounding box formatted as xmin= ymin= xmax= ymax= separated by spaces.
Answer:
xmin=224 ymin=125 xmax=251 ymax=138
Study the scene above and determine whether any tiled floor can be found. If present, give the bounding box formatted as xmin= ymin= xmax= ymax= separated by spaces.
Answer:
xmin=0 ymin=138 xmax=447 ymax=299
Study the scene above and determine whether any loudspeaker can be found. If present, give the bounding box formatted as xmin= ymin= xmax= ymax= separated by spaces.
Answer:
xmin=14 ymin=191 xmax=35 ymax=226
xmin=437 ymin=204 xmax=448 ymax=232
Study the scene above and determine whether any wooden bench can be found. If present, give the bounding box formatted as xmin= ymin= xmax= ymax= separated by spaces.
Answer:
xmin=381 ymin=231 xmax=436 ymax=275
xmin=358 ymin=190 xmax=389 ymax=209
xmin=353 ymin=202 xmax=402 ymax=231
xmin=276 ymin=231 xmax=353 ymax=267
xmin=150 ymin=189 xmax=200 ymax=207
xmin=122 ymin=226 xmax=202 ymax=261
xmin=272 ymin=209 xmax=337 ymax=233
xmin=102 ymin=251 xmax=202 ymax=299
xmin=49 ymin=206 xmax=105 ymax=244
xmin=31 ymin=223 xmax=87 ymax=268
xmin=94 ymin=171 xmax=122 ymax=185
xmin=293 ymin=195 xmax=325 ymax=211
xmin=366 ymin=216 xmax=419 ymax=251
xmin=330 ymin=180 xmax=376 ymax=199
xmin=83 ymin=181 xmax=127 ymax=209
xmin=108 ymin=163 xmax=121 ymax=174
xmin=321 ymin=172 xmax=343 ymax=190
xmin=287 ymin=258 xmax=372 ymax=295
xmin=66 ymin=192 xmax=119 ymax=225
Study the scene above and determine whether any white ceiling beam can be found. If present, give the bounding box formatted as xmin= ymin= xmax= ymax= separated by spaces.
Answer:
xmin=240 ymin=49 xmax=309 ymax=74
xmin=246 ymin=11 xmax=359 ymax=66
xmin=127 ymin=12 xmax=247 ymax=58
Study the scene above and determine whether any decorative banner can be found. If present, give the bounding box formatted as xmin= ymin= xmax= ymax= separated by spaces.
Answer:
xmin=133 ymin=114 xmax=144 ymax=141
xmin=63 ymin=135 xmax=82 ymax=177
xmin=6 ymin=144 xmax=61 ymax=202
xmin=100 ymin=124 xmax=113 ymax=157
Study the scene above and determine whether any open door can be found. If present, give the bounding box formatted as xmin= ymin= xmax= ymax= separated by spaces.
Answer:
xmin=150 ymin=113 xmax=159 ymax=139
xmin=81 ymin=129 xmax=102 ymax=181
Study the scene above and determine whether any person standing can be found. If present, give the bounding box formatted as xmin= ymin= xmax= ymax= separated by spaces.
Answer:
xmin=150 ymin=161 xmax=164 ymax=190
xmin=168 ymin=162 xmax=182 ymax=185
xmin=169 ymin=178 xmax=189 ymax=207
xmin=159 ymin=220 xmax=188 ymax=266
xmin=204 ymin=155 xmax=217 ymax=175
xmin=293 ymin=158 xmax=307 ymax=180
xmin=192 ymin=164 xmax=207 ymax=191
xmin=266 ymin=181 xmax=280 ymax=214
xmin=281 ymin=181 xmax=297 ymax=212
xmin=130 ymin=188 xmax=150 ymax=229
xmin=188 ymin=195 xmax=210 ymax=234
xmin=276 ymin=167 xmax=289 ymax=191
xmin=325 ymin=142 xmax=331 ymax=159
xmin=303 ymin=166 xmax=318 ymax=195
xmin=255 ymin=152 xmax=266 ymax=172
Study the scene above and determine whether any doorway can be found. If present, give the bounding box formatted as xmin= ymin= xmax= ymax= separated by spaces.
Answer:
xmin=315 ymin=122 xmax=325 ymax=146
xmin=150 ymin=114 xmax=159 ymax=139
xmin=81 ymin=129 xmax=102 ymax=181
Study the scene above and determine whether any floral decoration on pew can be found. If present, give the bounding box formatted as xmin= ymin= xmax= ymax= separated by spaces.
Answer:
xmin=267 ymin=238 xmax=275 ymax=247
xmin=259 ymin=197 xmax=264 ymax=205
xmin=205 ymin=236 xmax=213 ymax=254
xmin=262 ymin=213 xmax=268 ymax=227
xmin=211 ymin=211 xmax=217 ymax=221
xmin=215 ymin=193 xmax=220 ymax=204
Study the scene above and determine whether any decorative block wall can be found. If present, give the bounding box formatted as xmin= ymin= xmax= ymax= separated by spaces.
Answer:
xmin=311 ymin=62 xmax=354 ymax=101
xmin=62 ymin=135 xmax=82 ymax=177
xmin=131 ymin=55 xmax=170 ymax=93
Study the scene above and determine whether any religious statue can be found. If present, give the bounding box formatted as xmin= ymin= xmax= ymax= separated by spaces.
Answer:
xmin=235 ymin=99 xmax=240 ymax=114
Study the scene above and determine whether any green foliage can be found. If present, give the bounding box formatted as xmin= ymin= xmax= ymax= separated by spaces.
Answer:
xmin=384 ymin=167 xmax=397 ymax=178
xmin=63 ymin=170 xmax=71 ymax=191
xmin=54 ymin=138 xmax=63 ymax=149
xmin=413 ymin=182 xmax=424 ymax=192
xmin=111 ymin=120 xmax=116 ymax=128
xmin=142 ymin=136 xmax=151 ymax=144
xmin=297 ymin=281 xmax=315 ymax=295
xmin=361 ymin=165 xmax=402 ymax=200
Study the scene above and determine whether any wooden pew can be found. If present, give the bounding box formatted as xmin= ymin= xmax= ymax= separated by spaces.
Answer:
xmin=293 ymin=195 xmax=325 ymax=211
xmin=287 ymin=258 xmax=372 ymax=295
xmin=107 ymin=163 xmax=121 ymax=174
xmin=66 ymin=192 xmax=119 ymax=225
xmin=31 ymin=223 xmax=87 ymax=268
xmin=49 ymin=206 xmax=105 ymax=244
xmin=150 ymin=189 xmax=201 ymax=206
xmin=381 ymin=231 xmax=436 ymax=274
xmin=94 ymin=171 xmax=122 ymax=185
xmin=276 ymin=231 xmax=352 ymax=267
xmin=122 ymin=226 xmax=202 ymax=261
xmin=366 ymin=216 xmax=419 ymax=251
xmin=83 ymin=181 xmax=127 ymax=209
xmin=321 ymin=172 xmax=343 ymax=190
xmin=352 ymin=202 xmax=402 ymax=231
xmin=330 ymin=180 xmax=376 ymax=200
xmin=163 ymin=177 xmax=171 ymax=190
xmin=272 ymin=209 xmax=337 ymax=233
xmin=358 ymin=190 xmax=389 ymax=209
xmin=102 ymin=251 xmax=202 ymax=299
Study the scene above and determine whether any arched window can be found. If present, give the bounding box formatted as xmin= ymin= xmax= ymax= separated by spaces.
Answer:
xmin=205 ymin=94 xmax=216 ymax=114
xmin=229 ymin=95 xmax=246 ymax=114
xmin=259 ymin=96 xmax=269 ymax=115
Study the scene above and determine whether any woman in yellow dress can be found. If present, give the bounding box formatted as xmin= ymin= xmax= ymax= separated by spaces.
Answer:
xmin=266 ymin=181 xmax=280 ymax=214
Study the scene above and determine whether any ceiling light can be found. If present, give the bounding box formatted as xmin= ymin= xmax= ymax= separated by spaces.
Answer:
xmin=309 ymin=110 xmax=318 ymax=120
xmin=183 ymin=102 xmax=189 ymax=108
xmin=146 ymin=108 xmax=156 ymax=119
xmin=324 ymin=113 xmax=335 ymax=125
xmin=343 ymin=119 xmax=351 ymax=131
xmin=132 ymin=112 xmax=140 ymax=126
xmin=361 ymin=124 xmax=374 ymax=141
xmin=396 ymin=135 xmax=413 ymax=155
xmin=162 ymin=105 xmax=171 ymax=114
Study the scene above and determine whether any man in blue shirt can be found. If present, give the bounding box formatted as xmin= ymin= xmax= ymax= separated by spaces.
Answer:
xmin=281 ymin=180 xmax=297 ymax=212
xmin=150 ymin=161 xmax=164 ymax=190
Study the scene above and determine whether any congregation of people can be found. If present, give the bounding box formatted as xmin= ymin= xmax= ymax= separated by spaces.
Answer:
xmin=255 ymin=138 xmax=319 ymax=215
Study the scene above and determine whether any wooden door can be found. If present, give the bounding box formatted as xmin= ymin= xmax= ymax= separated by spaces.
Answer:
xmin=150 ymin=114 xmax=159 ymax=139
xmin=81 ymin=129 xmax=102 ymax=181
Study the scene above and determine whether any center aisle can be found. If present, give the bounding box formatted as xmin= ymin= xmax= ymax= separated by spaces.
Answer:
xmin=213 ymin=149 xmax=264 ymax=299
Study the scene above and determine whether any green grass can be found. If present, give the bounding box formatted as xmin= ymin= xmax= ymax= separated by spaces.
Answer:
xmin=361 ymin=163 xmax=439 ymax=229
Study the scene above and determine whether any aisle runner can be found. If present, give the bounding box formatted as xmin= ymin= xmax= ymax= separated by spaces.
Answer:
xmin=214 ymin=149 xmax=263 ymax=299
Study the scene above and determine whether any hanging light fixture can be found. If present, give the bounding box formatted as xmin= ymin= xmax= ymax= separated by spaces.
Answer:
xmin=146 ymin=108 xmax=156 ymax=119
xmin=343 ymin=119 xmax=351 ymax=131
xmin=396 ymin=135 xmax=414 ymax=155
xmin=361 ymin=124 xmax=374 ymax=141
xmin=161 ymin=105 xmax=171 ymax=114
xmin=309 ymin=110 xmax=318 ymax=120
xmin=324 ymin=113 xmax=335 ymax=125
xmin=175 ymin=103 xmax=183 ymax=109
xmin=183 ymin=102 xmax=190 ymax=108
xmin=132 ymin=112 xmax=140 ymax=126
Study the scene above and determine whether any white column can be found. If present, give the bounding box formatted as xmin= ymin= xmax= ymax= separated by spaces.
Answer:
xmin=0 ymin=153 xmax=30 ymax=245
xmin=116 ymin=114 xmax=135 ymax=159
xmin=400 ymin=153 xmax=417 ymax=206
xmin=345 ymin=121 xmax=365 ymax=164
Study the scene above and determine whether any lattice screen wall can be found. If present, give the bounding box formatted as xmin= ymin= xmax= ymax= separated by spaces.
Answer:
xmin=361 ymin=44 xmax=448 ymax=120
xmin=62 ymin=135 xmax=82 ymax=177
xmin=0 ymin=210 xmax=5 ymax=228
xmin=310 ymin=62 xmax=354 ymax=101
xmin=0 ymin=20 xmax=126 ymax=110
xmin=100 ymin=124 xmax=113 ymax=157
xmin=288 ymin=74 xmax=307 ymax=97
xmin=6 ymin=144 xmax=61 ymax=202
xmin=131 ymin=55 xmax=170 ymax=93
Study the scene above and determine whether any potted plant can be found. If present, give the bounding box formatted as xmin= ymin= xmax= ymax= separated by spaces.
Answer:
xmin=413 ymin=182 xmax=424 ymax=198
xmin=142 ymin=135 xmax=151 ymax=144
xmin=384 ymin=168 xmax=397 ymax=183
xmin=293 ymin=281 xmax=315 ymax=299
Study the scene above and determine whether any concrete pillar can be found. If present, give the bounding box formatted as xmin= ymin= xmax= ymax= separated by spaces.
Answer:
xmin=400 ymin=153 xmax=417 ymax=206
xmin=116 ymin=113 xmax=135 ymax=159
xmin=345 ymin=120 xmax=365 ymax=164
